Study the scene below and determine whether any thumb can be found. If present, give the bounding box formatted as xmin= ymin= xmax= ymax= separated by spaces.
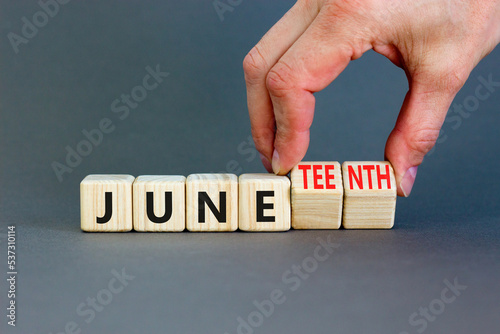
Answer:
xmin=385 ymin=77 xmax=463 ymax=197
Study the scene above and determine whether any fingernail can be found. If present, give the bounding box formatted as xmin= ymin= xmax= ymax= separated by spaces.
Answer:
xmin=401 ymin=166 xmax=418 ymax=197
xmin=271 ymin=149 xmax=280 ymax=174
xmin=260 ymin=154 xmax=273 ymax=172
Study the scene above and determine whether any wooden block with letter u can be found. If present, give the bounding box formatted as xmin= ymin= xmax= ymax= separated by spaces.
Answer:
xmin=290 ymin=161 xmax=343 ymax=229
xmin=342 ymin=161 xmax=396 ymax=229
xmin=186 ymin=174 xmax=238 ymax=232
xmin=80 ymin=175 xmax=134 ymax=232
xmin=133 ymin=175 xmax=186 ymax=232
xmin=239 ymin=174 xmax=291 ymax=231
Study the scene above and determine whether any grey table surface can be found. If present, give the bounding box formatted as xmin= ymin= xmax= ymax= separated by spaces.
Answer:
xmin=1 ymin=1 xmax=499 ymax=334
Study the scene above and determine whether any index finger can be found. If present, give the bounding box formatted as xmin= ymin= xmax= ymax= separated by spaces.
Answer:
xmin=243 ymin=1 xmax=320 ymax=166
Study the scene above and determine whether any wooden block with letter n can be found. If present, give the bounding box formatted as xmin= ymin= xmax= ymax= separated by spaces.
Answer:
xmin=186 ymin=174 xmax=238 ymax=232
xmin=342 ymin=161 xmax=396 ymax=229
xmin=290 ymin=162 xmax=343 ymax=229
xmin=80 ymin=175 xmax=134 ymax=232
xmin=133 ymin=175 xmax=186 ymax=232
xmin=239 ymin=174 xmax=291 ymax=232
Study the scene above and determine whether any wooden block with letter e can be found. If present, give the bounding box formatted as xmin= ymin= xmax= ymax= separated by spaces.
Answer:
xmin=290 ymin=162 xmax=343 ymax=229
xmin=186 ymin=174 xmax=238 ymax=232
xmin=80 ymin=175 xmax=135 ymax=232
xmin=342 ymin=161 xmax=396 ymax=229
xmin=239 ymin=174 xmax=291 ymax=232
xmin=133 ymin=175 xmax=186 ymax=232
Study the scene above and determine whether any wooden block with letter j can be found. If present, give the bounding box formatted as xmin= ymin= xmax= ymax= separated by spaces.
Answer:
xmin=239 ymin=174 xmax=291 ymax=232
xmin=342 ymin=161 xmax=396 ymax=229
xmin=80 ymin=175 xmax=135 ymax=232
xmin=290 ymin=162 xmax=343 ymax=229
xmin=186 ymin=174 xmax=238 ymax=232
xmin=133 ymin=175 xmax=186 ymax=232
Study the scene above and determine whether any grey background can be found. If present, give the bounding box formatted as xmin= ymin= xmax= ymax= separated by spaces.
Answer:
xmin=1 ymin=1 xmax=499 ymax=333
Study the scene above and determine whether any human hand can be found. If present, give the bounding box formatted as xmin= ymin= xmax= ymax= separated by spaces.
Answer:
xmin=243 ymin=0 xmax=500 ymax=196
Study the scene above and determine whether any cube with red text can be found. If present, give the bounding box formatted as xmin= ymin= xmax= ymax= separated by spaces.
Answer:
xmin=342 ymin=161 xmax=396 ymax=229
xmin=290 ymin=162 xmax=343 ymax=229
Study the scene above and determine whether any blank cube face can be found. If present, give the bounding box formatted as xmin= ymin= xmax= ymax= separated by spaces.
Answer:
xmin=186 ymin=174 xmax=238 ymax=232
xmin=80 ymin=175 xmax=134 ymax=232
xmin=291 ymin=162 xmax=343 ymax=229
xmin=239 ymin=174 xmax=291 ymax=232
xmin=133 ymin=176 xmax=186 ymax=232
xmin=342 ymin=162 xmax=396 ymax=229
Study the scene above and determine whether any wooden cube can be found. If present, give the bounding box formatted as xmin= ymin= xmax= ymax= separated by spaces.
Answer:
xmin=133 ymin=175 xmax=186 ymax=232
xmin=80 ymin=175 xmax=134 ymax=232
xmin=186 ymin=174 xmax=238 ymax=232
xmin=290 ymin=161 xmax=343 ymax=229
xmin=342 ymin=161 xmax=396 ymax=229
xmin=239 ymin=174 xmax=291 ymax=232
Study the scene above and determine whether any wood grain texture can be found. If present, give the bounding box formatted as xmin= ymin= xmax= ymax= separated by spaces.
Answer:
xmin=342 ymin=161 xmax=396 ymax=229
xmin=186 ymin=174 xmax=238 ymax=232
xmin=239 ymin=173 xmax=290 ymax=232
xmin=291 ymin=161 xmax=343 ymax=229
xmin=80 ymin=175 xmax=134 ymax=232
xmin=133 ymin=175 xmax=186 ymax=232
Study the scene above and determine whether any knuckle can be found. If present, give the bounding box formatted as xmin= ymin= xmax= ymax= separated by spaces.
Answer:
xmin=407 ymin=127 xmax=440 ymax=156
xmin=266 ymin=61 xmax=295 ymax=97
xmin=417 ymin=61 xmax=469 ymax=95
xmin=433 ymin=69 xmax=467 ymax=95
xmin=243 ymin=46 xmax=268 ymax=85
xmin=297 ymin=0 xmax=322 ymax=15
xmin=322 ymin=0 xmax=370 ymax=21
xmin=444 ymin=68 xmax=468 ymax=93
